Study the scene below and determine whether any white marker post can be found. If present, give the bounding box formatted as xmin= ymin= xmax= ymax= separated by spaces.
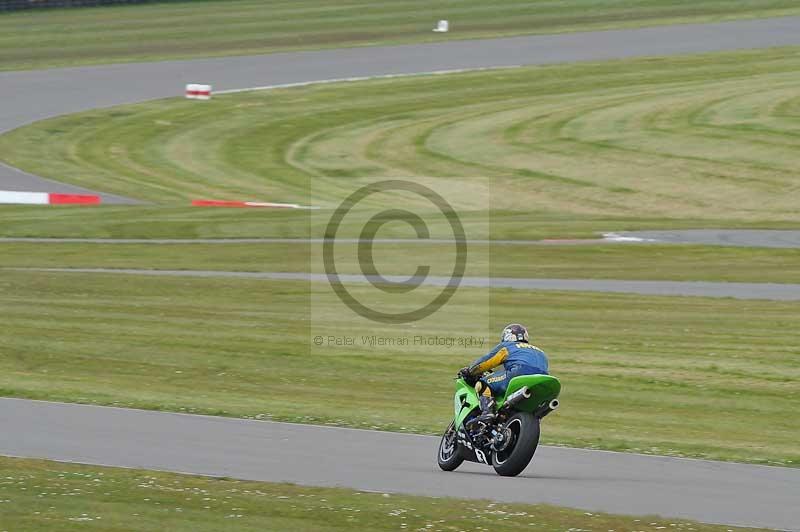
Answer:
xmin=185 ymin=84 xmax=212 ymax=100
xmin=433 ymin=20 xmax=449 ymax=33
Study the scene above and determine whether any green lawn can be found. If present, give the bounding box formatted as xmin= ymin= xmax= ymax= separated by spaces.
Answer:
xmin=2 ymin=33 xmax=800 ymax=474
xmin=2 ymin=240 xmax=800 ymax=283
xmin=1 ymin=270 xmax=797 ymax=467
xmin=2 ymin=0 xmax=799 ymax=71
xmin=3 ymin=48 xmax=800 ymax=227
xmin=1 ymin=206 xmax=798 ymax=241
xmin=0 ymin=457 xmax=765 ymax=532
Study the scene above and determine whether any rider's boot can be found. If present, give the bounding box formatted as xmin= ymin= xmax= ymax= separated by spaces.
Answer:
xmin=474 ymin=394 xmax=496 ymax=423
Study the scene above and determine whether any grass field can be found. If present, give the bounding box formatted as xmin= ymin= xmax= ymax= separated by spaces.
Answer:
xmin=3 ymin=48 xmax=800 ymax=226
xmin=1 ymin=270 xmax=797 ymax=467
xmin=1 ymin=5 xmax=799 ymax=528
xmin=1 ymin=206 xmax=799 ymax=241
xmin=2 ymin=40 xmax=799 ymax=473
xmin=0 ymin=457 xmax=765 ymax=532
xmin=2 ymin=0 xmax=799 ymax=72
xmin=2 ymin=241 xmax=800 ymax=283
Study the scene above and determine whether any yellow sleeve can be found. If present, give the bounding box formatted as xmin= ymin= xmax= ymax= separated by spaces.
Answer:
xmin=474 ymin=346 xmax=509 ymax=373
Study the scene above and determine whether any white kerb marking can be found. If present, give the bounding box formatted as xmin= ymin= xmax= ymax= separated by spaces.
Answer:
xmin=214 ymin=66 xmax=522 ymax=96
xmin=0 ymin=190 xmax=49 ymax=205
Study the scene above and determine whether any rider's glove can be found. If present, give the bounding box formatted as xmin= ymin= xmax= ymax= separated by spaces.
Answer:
xmin=458 ymin=367 xmax=477 ymax=385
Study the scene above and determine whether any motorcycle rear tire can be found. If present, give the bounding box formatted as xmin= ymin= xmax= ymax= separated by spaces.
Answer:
xmin=492 ymin=412 xmax=540 ymax=477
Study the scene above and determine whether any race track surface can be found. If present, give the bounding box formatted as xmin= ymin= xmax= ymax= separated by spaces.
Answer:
xmin=10 ymin=267 xmax=800 ymax=301
xmin=3 ymin=16 xmax=800 ymax=201
xmin=3 ymin=231 xmax=800 ymax=248
xmin=0 ymin=237 xmax=607 ymax=244
xmin=0 ymin=161 xmax=138 ymax=204
xmin=1 ymin=398 xmax=798 ymax=530
xmin=619 ymin=230 xmax=800 ymax=248
xmin=2 ymin=231 xmax=800 ymax=247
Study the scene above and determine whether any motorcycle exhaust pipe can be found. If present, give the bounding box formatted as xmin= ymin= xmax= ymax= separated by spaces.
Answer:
xmin=503 ymin=386 xmax=531 ymax=409
xmin=535 ymin=398 xmax=560 ymax=418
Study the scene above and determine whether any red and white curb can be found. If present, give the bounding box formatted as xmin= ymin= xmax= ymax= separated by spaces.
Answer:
xmin=191 ymin=199 xmax=318 ymax=209
xmin=0 ymin=190 xmax=100 ymax=205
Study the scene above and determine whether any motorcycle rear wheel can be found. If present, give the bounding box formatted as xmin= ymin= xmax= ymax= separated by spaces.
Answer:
xmin=492 ymin=412 xmax=540 ymax=477
xmin=437 ymin=421 xmax=464 ymax=471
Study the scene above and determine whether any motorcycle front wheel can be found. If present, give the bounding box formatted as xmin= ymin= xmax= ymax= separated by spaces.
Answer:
xmin=437 ymin=421 xmax=464 ymax=471
xmin=492 ymin=412 xmax=540 ymax=477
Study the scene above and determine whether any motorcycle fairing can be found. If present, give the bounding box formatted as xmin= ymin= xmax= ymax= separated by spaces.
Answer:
xmin=497 ymin=374 xmax=561 ymax=413
xmin=453 ymin=377 xmax=481 ymax=429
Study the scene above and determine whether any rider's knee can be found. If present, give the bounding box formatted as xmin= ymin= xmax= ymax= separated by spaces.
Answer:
xmin=474 ymin=381 xmax=492 ymax=397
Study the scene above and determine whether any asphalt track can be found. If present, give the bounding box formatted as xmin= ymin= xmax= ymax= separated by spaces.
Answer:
xmin=4 ymin=16 xmax=800 ymax=202
xmin=618 ymin=230 xmax=800 ymax=249
xmin=3 ymin=230 xmax=800 ymax=247
xmin=1 ymin=398 xmax=798 ymax=530
xmin=10 ymin=267 xmax=800 ymax=301
xmin=0 ymin=237 xmax=607 ymax=245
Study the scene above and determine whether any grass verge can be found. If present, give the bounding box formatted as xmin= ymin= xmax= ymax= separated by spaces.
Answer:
xmin=1 ymin=270 xmax=797 ymax=467
xmin=0 ymin=456 xmax=766 ymax=531
xmin=3 ymin=48 xmax=800 ymax=225
xmin=2 ymin=0 xmax=799 ymax=71
xmin=1 ymin=240 xmax=800 ymax=283
xmin=0 ymin=207 xmax=798 ymax=241
xmin=1 ymin=26 xmax=799 ymax=476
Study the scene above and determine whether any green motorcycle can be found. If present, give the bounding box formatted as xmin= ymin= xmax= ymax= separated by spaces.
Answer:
xmin=437 ymin=373 xmax=561 ymax=477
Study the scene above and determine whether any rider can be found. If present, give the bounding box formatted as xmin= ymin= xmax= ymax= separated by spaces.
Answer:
xmin=459 ymin=324 xmax=549 ymax=423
